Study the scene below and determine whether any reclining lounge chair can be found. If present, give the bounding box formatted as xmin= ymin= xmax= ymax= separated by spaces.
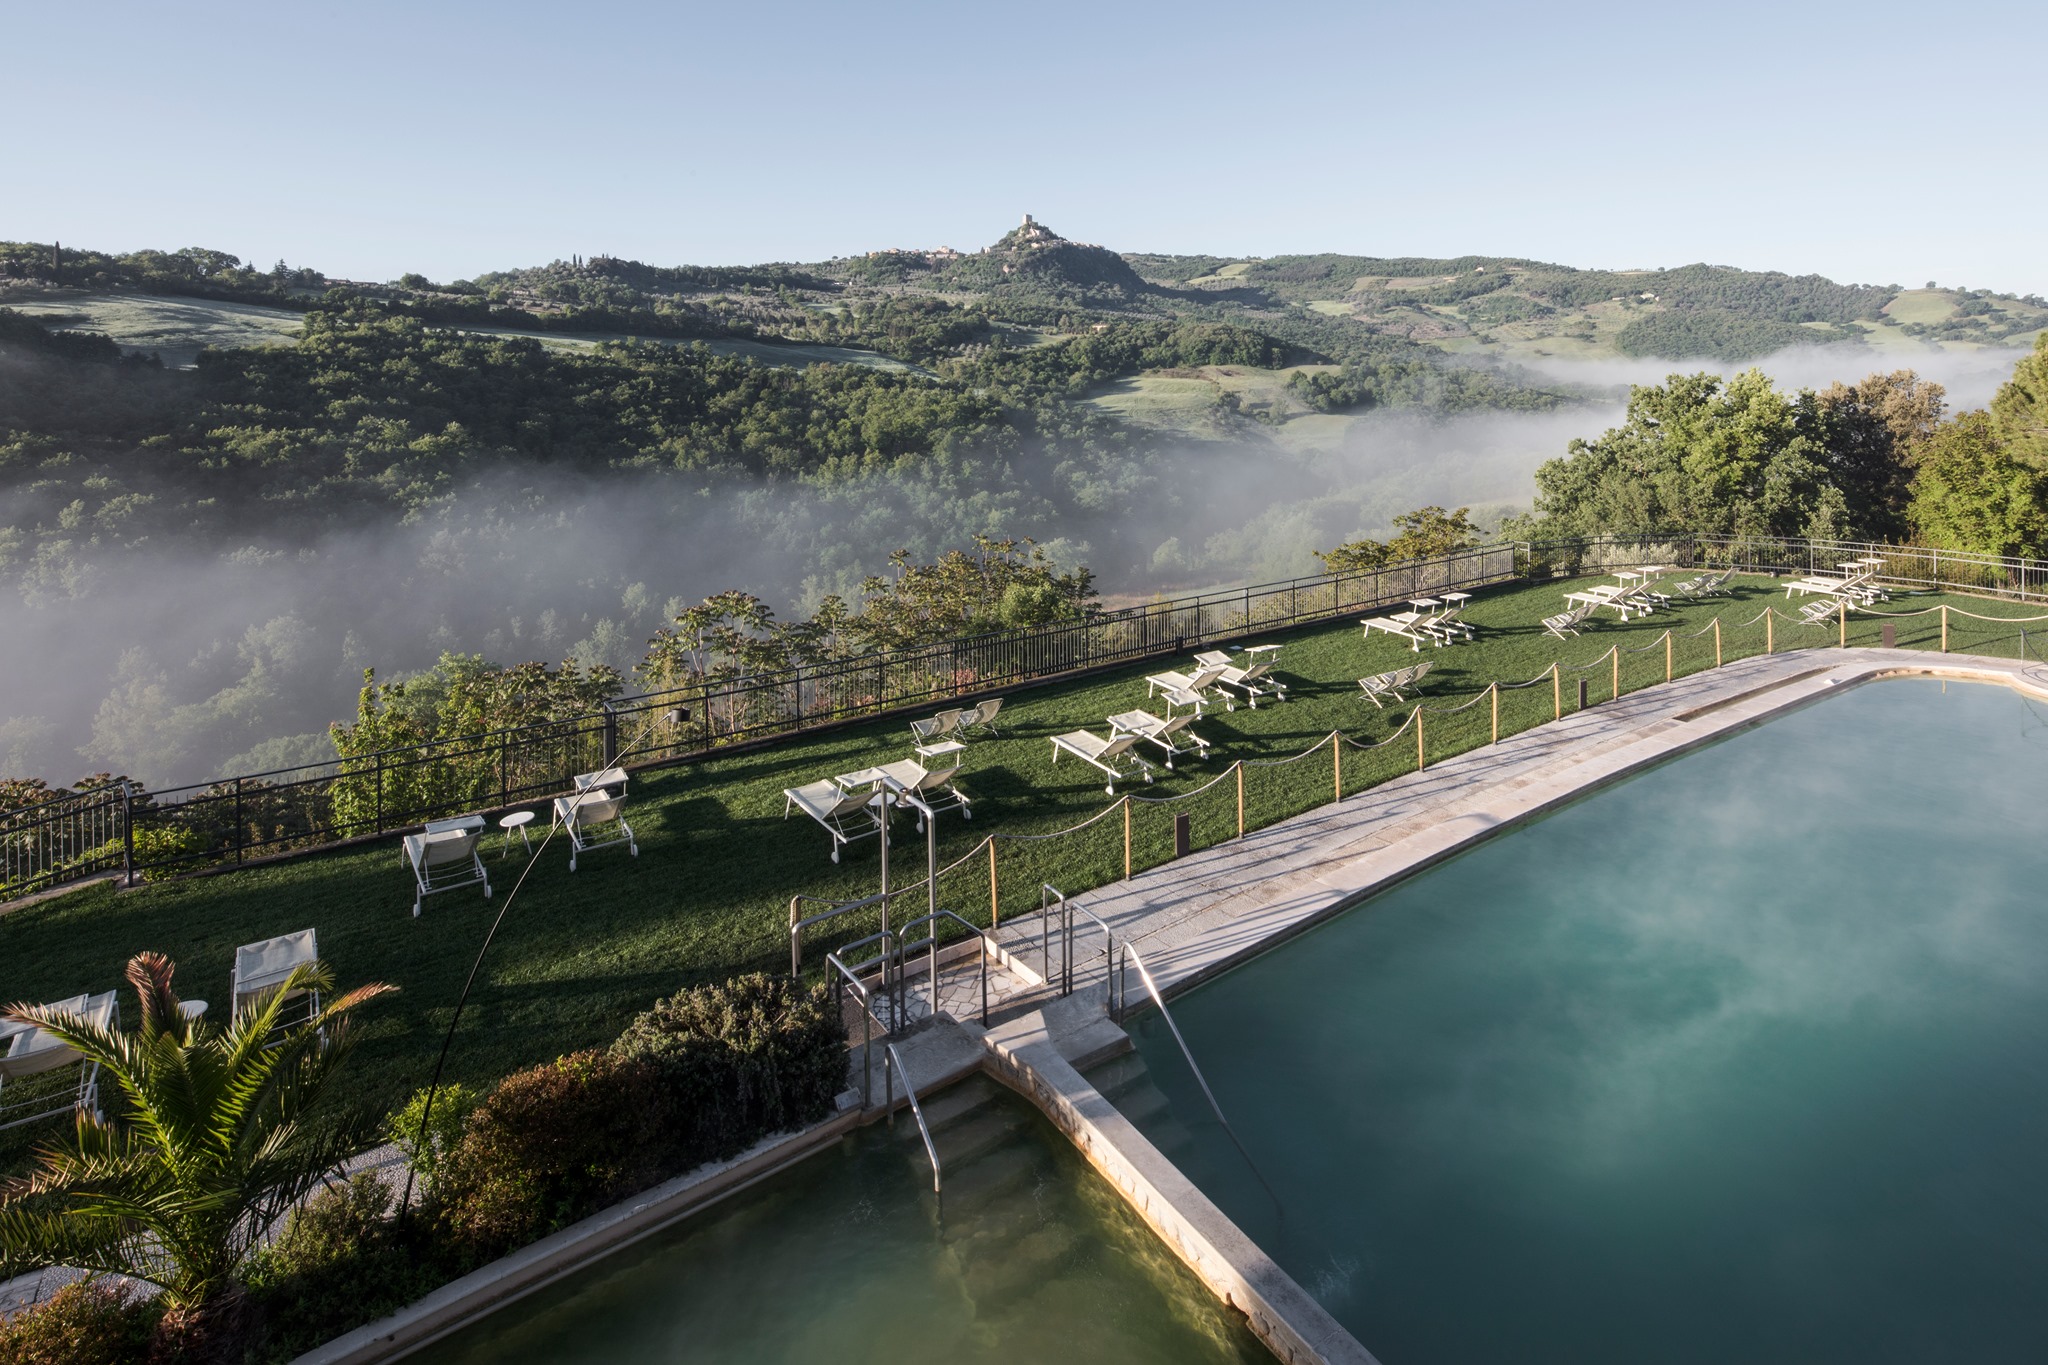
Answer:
xmin=1050 ymin=730 xmax=1155 ymax=794
xmin=782 ymin=779 xmax=885 ymax=863
xmin=402 ymin=815 xmax=490 ymax=918
xmin=553 ymin=786 xmax=637 ymax=872
xmin=1108 ymin=709 xmax=1210 ymax=768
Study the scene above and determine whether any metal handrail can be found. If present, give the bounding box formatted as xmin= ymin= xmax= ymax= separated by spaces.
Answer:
xmin=789 ymin=891 xmax=891 ymax=977
xmin=1044 ymin=885 xmax=1123 ymax=1019
xmin=825 ymin=938 xmax=896 ymax=1109
xmin=1117 ymin=940 xmax=1279 ymax=1212
xmin=895 ymin=909 xmax=991 ymax=1026
xmin=885 ymin=1042 xmax=942 ymax=1210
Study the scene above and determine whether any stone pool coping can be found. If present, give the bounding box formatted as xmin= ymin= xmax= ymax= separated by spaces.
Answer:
xmin=293 ymin=648 xmax=2042 ymax=1365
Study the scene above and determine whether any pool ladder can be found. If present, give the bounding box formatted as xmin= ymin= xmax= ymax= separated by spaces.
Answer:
xmin=886 ymin=1042 xmax=942 ymax=1218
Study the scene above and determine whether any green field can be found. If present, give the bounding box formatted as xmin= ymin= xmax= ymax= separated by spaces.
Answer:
xmin=0 ymin=286 xmax=918 ymax=372
xmin=0 ymin=285 xmax=306 ymax=364
xmin=7 ymin=570 xmax=2036 ymax=1171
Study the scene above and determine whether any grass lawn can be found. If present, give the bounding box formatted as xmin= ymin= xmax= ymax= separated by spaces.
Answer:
xmin=5 ymin=572 xmax=2043 ymax=1167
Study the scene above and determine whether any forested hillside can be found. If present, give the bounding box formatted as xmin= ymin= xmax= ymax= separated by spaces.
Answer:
xmin=1 ymin=217 xmax=2043 ymax=789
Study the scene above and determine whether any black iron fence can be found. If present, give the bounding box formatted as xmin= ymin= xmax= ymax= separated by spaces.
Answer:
xmin=9 ymin=532 xmax=2039 ymax=901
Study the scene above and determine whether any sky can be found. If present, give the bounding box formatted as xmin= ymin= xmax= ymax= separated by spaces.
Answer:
xmin=7 ymin=0 xmax=2045 ymax=292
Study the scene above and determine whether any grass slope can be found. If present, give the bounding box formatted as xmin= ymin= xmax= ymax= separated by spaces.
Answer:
xmin=4 ymin=573 xmax=2039 ymax=1168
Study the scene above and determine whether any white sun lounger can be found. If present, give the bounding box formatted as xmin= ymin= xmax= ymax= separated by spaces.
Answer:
xmin=0 ymin=990 xmax=118 ymax=1131
xmin=1796 ymin=598 xmax=1842 ymax=626
xmin=783 ymin=779 xmax=885 ymax=863
xmin=1146 ymin=664 xmax=1229 ymax=717
xmin=1358 ymin=660 xmax=1433 ymax=708
xmin=1108 ymin=709 xmax=1210 ymax=768
xmin=1361 ymin=612 xmax=1431 ymax=651
xmin=1050 ymin=730 xmax=1154 ymax=794
xmin=402 ymin=815 xmax=490 ymax=918
xmin=1420 ymin=603 xmax=1475 ymax=644
xmin=1543 ymin=600 xmax=1598 ymax=638
xmin=552 ymin=786 xmax=637 ymax=871
xmin=1214 ymin=660 xmax=1287 ymax=707
xmin=955 ymin=697 xmax=1003 ymax=736
xmin=910 ymin=708 xmax=966 ymax=748
xmin=874 ymin=758 xmax=971 ymax=830
xmin=232 ymin=929 xmax=320 ymax=1030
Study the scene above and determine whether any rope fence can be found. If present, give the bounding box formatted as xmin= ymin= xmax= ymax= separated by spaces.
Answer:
xmin=785 ymin=587 xmax=2048 ymax=977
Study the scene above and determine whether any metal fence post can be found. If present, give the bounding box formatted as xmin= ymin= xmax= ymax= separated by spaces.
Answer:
xmin=602 ymin=704 xmax=619 ymax=768
xmin=121 ymin=781 xmax=134 ymax=888
xmin=234 ymin=776 xmax=245 ymax=866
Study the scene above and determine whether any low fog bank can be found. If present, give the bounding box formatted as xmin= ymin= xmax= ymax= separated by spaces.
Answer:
xmin=1502 ymin=341 xmax=2032 ymax=413
xmin=4 ymin=339 xmax=2011 ymax=787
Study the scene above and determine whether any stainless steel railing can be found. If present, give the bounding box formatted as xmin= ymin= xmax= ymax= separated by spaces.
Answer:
xmin=885 ymin=1042 xmax=942 ymax=1214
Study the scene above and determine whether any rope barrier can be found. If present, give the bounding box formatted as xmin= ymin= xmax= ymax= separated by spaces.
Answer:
xmin=853 ymin=580 xmax=2048 ymax=956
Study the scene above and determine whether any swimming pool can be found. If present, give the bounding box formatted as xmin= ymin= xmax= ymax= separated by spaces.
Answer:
xmin=1100 ymin=678 xmax=2048 ymax=1364
xmin=431 ymin=1075 xmax=1268 ymax=1364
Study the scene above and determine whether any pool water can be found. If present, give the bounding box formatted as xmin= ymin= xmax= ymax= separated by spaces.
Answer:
xmin=1102 ymin=678 xmax=2048 ymax=1364
xmin=432 ymin=1075 xmax=1268 ymax=1364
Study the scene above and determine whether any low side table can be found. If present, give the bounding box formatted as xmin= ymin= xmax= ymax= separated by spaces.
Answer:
xmin=499 ymin=810 xmax=536 ymax=859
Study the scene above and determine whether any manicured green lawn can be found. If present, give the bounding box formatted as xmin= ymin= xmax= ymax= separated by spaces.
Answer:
xmin=5 ymin=572 xmax=2042 ymax=1166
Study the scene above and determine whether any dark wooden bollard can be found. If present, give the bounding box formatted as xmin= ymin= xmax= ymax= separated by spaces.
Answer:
xmin=1881 ymin=623 xmax=1896 ymax=649
xmin=1578 ymin=678 xmax=1590 ymax=710
xmin=1173 ymin=812 xmax=1191 ymax=859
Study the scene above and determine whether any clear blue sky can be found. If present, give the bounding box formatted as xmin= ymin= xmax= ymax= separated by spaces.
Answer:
xmin=11 ymin=0 xmax=2043 ymax=294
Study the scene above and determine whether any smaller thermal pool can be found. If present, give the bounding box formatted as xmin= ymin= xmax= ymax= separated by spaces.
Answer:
xmin=431 ymin=1075 xmax=1269 ymax=1364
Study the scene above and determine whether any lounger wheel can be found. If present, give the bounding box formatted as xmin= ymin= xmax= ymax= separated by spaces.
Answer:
xmin=412 ymin=900 xmax=421 ymax=919
xmin=568 ymin=857 xmax=577 ymax=872
xmin=963 ymin=808 xmax=972 ymax=819
xmin=629 ymin=844 xmax=639 ymax=857
xmin=1105 ymin=783 xmax=1116 ymax=795
xmin=1144 ymin=772 xmax=1153 ymax=783
xmin=484 ymin=885 xmax=492 ymax=899
xmin=831 ymin=847 xmax=841 ymax=863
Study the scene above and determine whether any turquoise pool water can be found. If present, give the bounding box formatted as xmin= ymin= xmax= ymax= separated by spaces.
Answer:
xmin=432 ymin=1075 xmax=1267 ymax=1364
xmin=1104 ymin=678 xmax=2048 ymax=1364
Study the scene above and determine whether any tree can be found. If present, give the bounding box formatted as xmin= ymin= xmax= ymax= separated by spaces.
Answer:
xmin=0 ymin=953 xmax=394 ymax=1344
xmin=1386 ymin=506 xmax=1480 ymax=560
xmin=1906 ymin=410 xmax=2048 ymax=559
xmin=1810 ymin=370 xmax=1947 ymax=540
xmin=1991 ymin=331 xmax=2048 ymax=469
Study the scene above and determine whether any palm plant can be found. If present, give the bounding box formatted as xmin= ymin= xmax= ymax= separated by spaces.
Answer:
xmin=0 ymin=952 xmax=395 ymax=1330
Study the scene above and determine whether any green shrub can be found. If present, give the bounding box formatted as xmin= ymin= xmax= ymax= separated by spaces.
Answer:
xmin=241 ymin=1174 xmax=433 ymax=1364
xmin=432 ymin=1050 xmax=661 ymax=1260
xmin=0 ymin=1279 xmax=155 ymax=1365
xmin=384 ymin=1082 xmax=478 ymax=1191
xmin=128 ymin=824 xmax=205 ymax=882
xmin=610 ymin=973 xmax=846 ymax=1171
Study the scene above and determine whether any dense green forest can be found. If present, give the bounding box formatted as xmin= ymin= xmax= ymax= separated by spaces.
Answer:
xmin=1508 ymin=333 xmax=2048 ymax=556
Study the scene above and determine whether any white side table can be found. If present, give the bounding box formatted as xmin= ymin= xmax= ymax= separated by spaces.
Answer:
xmin=499 ymin=810 xmax=536 ymax=859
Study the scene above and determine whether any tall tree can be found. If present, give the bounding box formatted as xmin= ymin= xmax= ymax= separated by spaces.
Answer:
xmin=1991 ymin=332 xmax=2048 ymax=469
xmin=1905 ymin=410 xmax=2048 ymax=558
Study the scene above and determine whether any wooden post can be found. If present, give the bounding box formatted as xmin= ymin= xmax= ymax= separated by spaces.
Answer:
xmin=1838 ymin=598 xmax=1847 ymax=648
xmin=1713 ymin=617 xmax=1722 ymax=667
xmin=1416 ymin=708 xmax=1426 ymax=771
xmin=988 ymin=839 xmax=998 ymax=929
xmin=1767 ymin=610 xmax=1774 ymax=654
xmin=1332 ymin=732 xmax=1342 ymax=804
xmin=1123 ymin=797 xmax=1132 ymax=880
xmin=1611 ymin=647 xmax=1619 ymax=700
xmin=1665 ymin=630 xmax=1673 ymax=681
xmin=1941 ymin=603 xmax=1949 ymax=653
xmin=1235 ymin=763 xmax=1245 ymax=839
xmin=1490 ymin=682 xmax=1499 ymax=744
xmin=1552 ymin=662 xmax=1561 ymax=720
